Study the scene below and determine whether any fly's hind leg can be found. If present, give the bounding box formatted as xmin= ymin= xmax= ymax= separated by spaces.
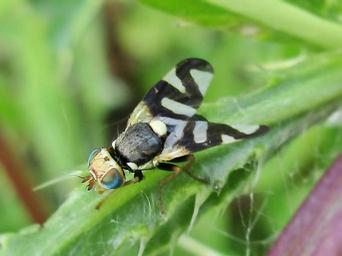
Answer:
xmin=172 ymin=154 xmax=209 ymax=184
xmin=158 ymin=155 xmax=209 ymax=185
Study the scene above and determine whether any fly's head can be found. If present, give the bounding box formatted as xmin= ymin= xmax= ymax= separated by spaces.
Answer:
xmin=85 ymin=148 xmax=125 ymax=191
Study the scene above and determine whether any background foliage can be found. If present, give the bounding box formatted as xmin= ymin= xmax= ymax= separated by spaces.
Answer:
xmin=0 ymin=0 xmax=341 ymax=255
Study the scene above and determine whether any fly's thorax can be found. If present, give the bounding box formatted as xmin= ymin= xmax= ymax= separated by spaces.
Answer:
xmin=114 ymin=122 xmax=164 ymax=165
xmin=88 ymin=148 xmax=125 ymax=190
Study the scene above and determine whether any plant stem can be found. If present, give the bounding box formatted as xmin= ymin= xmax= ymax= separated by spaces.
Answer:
xmin=207 ymin=0 xmax=342 ymax=48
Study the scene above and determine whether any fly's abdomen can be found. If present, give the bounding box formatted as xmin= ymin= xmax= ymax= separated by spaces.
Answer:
xmin=115 ymin=123 xmax=163 ymax=165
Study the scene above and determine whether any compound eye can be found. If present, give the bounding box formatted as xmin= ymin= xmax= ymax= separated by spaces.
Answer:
xmin=100 ymin=169 xmax=124 ymax=190
xmin=88 ymin=148 xmax=101 ymax=166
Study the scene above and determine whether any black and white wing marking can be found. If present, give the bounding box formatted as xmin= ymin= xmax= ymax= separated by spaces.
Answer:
xmin=156 ymin=116 xmax=269 ymax=161
xmin=178 ymin=121 xmax=268 ymax=152
xmin=127 ymin=58 xmax=213 ymax=126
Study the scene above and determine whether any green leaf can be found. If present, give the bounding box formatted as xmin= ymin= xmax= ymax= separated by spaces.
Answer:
xmin=140 ymin=0 xmax=240 ymax=26
xmin=140 ymin=0 xmax=342 ymax=48
xmin=1 ymin=52 xmax=342 ymax=255
xmin=284 ymin=0 xmax=342 ymax=23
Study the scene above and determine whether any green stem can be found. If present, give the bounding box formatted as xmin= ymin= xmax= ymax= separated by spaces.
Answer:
xmin=207 ymin=0 xmax=342 ymax=48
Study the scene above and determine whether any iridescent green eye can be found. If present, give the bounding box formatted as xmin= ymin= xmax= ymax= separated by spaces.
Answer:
xmin=88 ymin=148 xmax=101 ymax=166
xmin=100 ymin=169 xmax=124 ymax=189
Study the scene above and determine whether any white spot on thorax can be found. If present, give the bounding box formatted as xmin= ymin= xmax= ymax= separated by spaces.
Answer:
xmin=163 ymin=68 xmax=186 ymax=93
xmin=161 ymin=98 xmax=196 ymax=117
xmin=149 ymin=119 xmax=167 ymax=137
xmin=112 ymin=140 xmax=116 ymax=149
xmin=193 ymin=122 xmax=208 ymax=143
xmin=190 ymin=69 xmax=213 ymax=95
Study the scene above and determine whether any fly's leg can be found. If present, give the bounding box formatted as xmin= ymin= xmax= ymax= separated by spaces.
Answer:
xmin=171 ymin=155 xmax=208 ymax=182
xmin=80 ymin=175 xmax=96 ymax=191
xmin=158 ymin=155 xmax=209 ymax=185
xmin=123 ymin=170 xmax=144 ymax=186
xmin=157 ymin=155 xmax=208 ymax=215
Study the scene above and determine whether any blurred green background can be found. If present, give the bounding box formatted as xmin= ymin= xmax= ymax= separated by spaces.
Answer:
xmin=0 ymin=0 xmax=341 ymax=255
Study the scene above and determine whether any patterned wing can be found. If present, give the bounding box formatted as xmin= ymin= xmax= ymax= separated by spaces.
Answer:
xmin=156 ymin=116 xmax=269 ymax=161
xmin=127 ymin=58 xmax=214 ymax=126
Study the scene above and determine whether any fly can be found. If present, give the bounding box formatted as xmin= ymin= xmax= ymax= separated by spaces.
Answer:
xmin=84 ymin=58 xmax=269 ymax=192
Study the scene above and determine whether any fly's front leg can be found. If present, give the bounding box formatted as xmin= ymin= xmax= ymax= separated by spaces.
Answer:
xmin=123 ymin=170 xmax=144 ymax=186
xmin=158 ymin=154 xmax=209 ymax=185
xmin=80 ymin=175 xmax=96 ymax=191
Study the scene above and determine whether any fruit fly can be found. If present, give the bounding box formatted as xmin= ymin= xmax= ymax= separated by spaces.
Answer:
xmin=84 ymin=58 xmax=268 ymax=192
